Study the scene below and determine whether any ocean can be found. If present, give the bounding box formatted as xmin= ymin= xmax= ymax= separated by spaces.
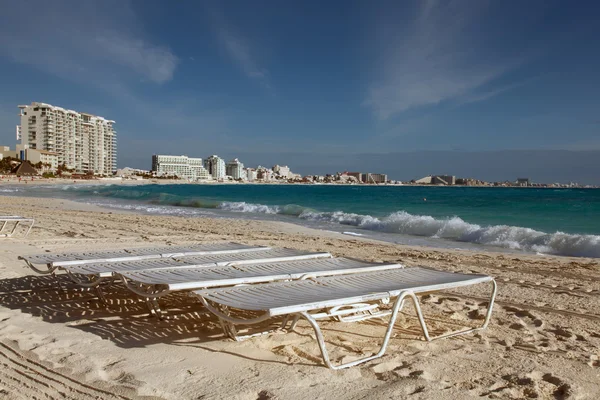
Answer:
xmin=3 ymin=183 xmax=599 ymax=258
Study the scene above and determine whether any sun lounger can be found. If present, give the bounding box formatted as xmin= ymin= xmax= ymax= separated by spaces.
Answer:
xmin=121 ymin=257 xmax=401 ymax=318
xmin=64 ymin=248 xmax=332 ymax=279
xmin=19 ymin=242 xmax=268 ymax=274
xmin=0 ymin=215 xmax=34 ymax=238
xmin=120 ymin=257 xmax=403 ymax=296
xmin=194 ymin=267 xmax=497 ymax=369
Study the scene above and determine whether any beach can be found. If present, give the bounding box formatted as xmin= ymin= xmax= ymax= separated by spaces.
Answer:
xmin=1 ymin=195 xmax=599 ymax=399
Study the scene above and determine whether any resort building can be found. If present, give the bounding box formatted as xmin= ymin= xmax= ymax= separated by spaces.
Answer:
xmin=226 ymin=158 xmax=246 ymax=180
xmin=363 ymin=173 xmax=388 ymax=184
xmin=256 ymin=166 xmax=273 ymax=181
xmin=414 ymin=175 xmax=455 ymax=185
xmin=516 ymin=178 xmax=530 ymax=187
xmin=17 ymin=102 xmax=117 ymax=175
xmin=21 ymin=148 xmax=59 ymax=172
xmin=151 ymin=155 xmax=209 ymax=180
xmin=204 ymin=155 xmax=226 ymax=180
xmin=0 ymin=146 xmax=18 ymax=160
xmin=272 ymin=165 xmax=291 ymax=179
xmin=245 ymin=168 xmax=257 ymax=182
xmin=345 ymin=172 xmax=363 ymax=182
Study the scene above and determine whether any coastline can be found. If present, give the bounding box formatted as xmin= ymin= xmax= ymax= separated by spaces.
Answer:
xmin=2 ymin=177 xmax=598 ymax=188
xmin=0 ymin=194 xmax=599 ymax=398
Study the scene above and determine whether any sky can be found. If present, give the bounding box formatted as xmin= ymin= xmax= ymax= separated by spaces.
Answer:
xmin=0 ymin=0 xmax=599 ymax=183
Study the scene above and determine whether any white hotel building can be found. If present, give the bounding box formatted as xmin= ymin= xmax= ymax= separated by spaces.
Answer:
xmin=151 ymin=155 xmax=210 ymax=180
xmin=17 ymin=102 xmax=117 ymax=174
xmin=204 ymin=155 xmax=226 ymax=180
xmin=226 ymin=158 xmax=246 ymax=180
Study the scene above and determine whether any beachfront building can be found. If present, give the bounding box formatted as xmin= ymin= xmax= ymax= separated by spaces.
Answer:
xmin=245 ymin=168 xmax=257 ymax=182
xmin=272 ymin=164 xmax=291 ymax=179
xmin=17 ymin=102 xmax=117 ymax=175
xmin=204 ymin=155 xmax=226 ymax=180
xmin=414 ymin=175 xmax=455 ymax=185
xmin=21 ymin=148 xmax=59 ymax=172
xmin=226 ymin=158 xmax=246 ymax=180
xmin=345 ymin=172 xmax=363 ymax=182
xmin=152 ymin=154 xmax=209 ymax=180
xmin=516 ymin=178 xmax=530 ymax=187
xmin=0 ymin=146 xmax=18 ymax=160
xmin=256 ymin=166 xmax=273 ymax=181
xmin=363 ymin=173 xmax=388 ymax=184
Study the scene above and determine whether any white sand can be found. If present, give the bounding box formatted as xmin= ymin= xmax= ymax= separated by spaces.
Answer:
xmin=0 ymin=195 xmax=599 ymax=399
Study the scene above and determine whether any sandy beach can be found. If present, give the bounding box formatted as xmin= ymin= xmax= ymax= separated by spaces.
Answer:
xmin=0 ymin=195 xmax=599 ymax=399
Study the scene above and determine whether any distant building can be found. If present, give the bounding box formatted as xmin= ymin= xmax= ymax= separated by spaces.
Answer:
xmin=433 ymin=175 xmax=456 ymax=185
xmin=204 ymin=155 xmax=226 ymax=180
xmin=245 ymin=168 xmax=257 ymax=182
xmin=22 ymin=149 xmax=59 ymax=172
xmin=17 ymin=102 xmax=117 ymax=175
xmin=363 ymin=173 xmax=388 ymax=184
xmin=226 ymin=158 xmax=246 ymax=180
xmin=414 ymin=175 xmax=455 ymax=185
xmin=256 ymin=166 xmax=273 ymax=181
xmin=414 ymin=176 xmax=433 ymax=184
xmin=152 ymin=155 xmax=209 ymax=180
xmin=0 ymin=146 xmax=18 ymax=160
xmin=272 ymin=165 xmax=291 ymax=179
xmin=516 ymin=178 xmax=530 ymax=187
xmin=346 ymin=172 xmax=363 ymax=182
xmin=115 ymin=167 xmax=150 ymax=178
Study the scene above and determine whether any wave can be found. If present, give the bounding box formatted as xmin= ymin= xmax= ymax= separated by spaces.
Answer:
xmin=19 ymin=185 xmax=597 ymax=258
xmin=212 ymin=202 xmax=600 ymax=258
xmin=217 ymin=201 xmax=308 ymax=216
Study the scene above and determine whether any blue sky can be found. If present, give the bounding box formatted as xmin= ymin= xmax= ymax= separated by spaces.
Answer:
xmin=0 ymin=0 xmax=599 ymax=181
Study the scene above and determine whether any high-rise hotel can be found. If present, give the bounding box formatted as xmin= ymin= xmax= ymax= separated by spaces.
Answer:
xmin=17 ymin=102 xmax=117 ymax=174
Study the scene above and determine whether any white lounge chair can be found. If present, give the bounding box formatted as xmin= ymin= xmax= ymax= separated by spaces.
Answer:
xmin=120 ymin=257 xmax=402 ymax=296
xmin=0 ymin=215 xmax=34 ymax=238
xmin=63 ymin=248 xmax=332 ymax=280
xmin=19 ymin=242 xmax=268 ymax=274
xmin=119 ymin=258 xmax=402 ymax=317
xmin=195 ymin=267 xmax=497 ymax=369
xmin=19 ymin=244 xmax=332 ymax=311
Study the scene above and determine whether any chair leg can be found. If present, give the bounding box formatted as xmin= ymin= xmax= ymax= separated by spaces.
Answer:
xmin=24 ymin=221 xmax=34 ymax=237
xmin=409 ymin=279 xmax=498 ymax=341
xmin=9 ymin=221 xmax=20 ymax=237
xmin=298 ymin=292 xmax=410 ymax=370
xmin=95 ymin=286 xmax=108 ymax=306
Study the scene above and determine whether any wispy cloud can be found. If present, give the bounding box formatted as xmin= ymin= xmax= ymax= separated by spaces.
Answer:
xmin=364 ymin=0 xmax=525 ymax=120
xmin=0 ymin=0 xmax=178 ymax=85
xmin=219 ymin=30 xmax=269 ymax=81
xmin=456 ymin=78 xmax=537 ymax=106
xmin=207 ymin=7 xmax=272 ymax=90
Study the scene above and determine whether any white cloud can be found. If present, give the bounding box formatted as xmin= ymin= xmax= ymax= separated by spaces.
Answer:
xmin=0 ymin=0 xmax=178 ymax=85
xmin=220 ymin=31 xmax=268 ymax=80
xmin=207 ymin=7 xmax=271 ymax=90
xmin=364 ymin=0 xmax=523 ymax=120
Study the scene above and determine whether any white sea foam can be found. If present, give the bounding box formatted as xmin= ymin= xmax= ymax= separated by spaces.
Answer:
xmin=218 ymin=201 xmax=281 ymax=214
xmin=212 ymin=201 xmax=600 ymax=258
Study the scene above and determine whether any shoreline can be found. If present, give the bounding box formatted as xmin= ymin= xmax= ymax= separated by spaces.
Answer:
xmin=1 ymin=177 xmax=598 ymax=189
xmin=0 ymin=195 xmax=599 ymax=398
xmin=2 ymin=185 xmax=599 ymax=259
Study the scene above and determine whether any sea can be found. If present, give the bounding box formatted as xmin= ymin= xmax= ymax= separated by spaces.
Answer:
xmin=2 ymin=183 xmax=599 ymax=258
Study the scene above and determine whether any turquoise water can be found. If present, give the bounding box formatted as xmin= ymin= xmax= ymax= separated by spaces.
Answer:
xmin=3 ymin=184 xmax=600 ymax=257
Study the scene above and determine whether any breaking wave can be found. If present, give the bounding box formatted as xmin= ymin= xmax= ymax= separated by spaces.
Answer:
xmin=215 ymin=202 xmax=600 ymax=258
xmin=4 ymin=184 xmax=598 ymax=258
